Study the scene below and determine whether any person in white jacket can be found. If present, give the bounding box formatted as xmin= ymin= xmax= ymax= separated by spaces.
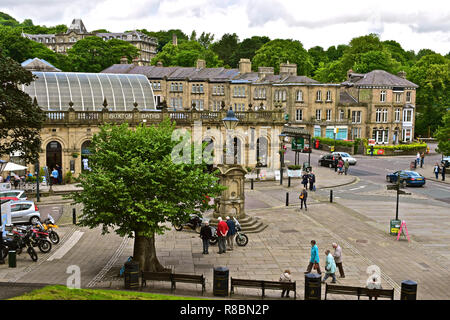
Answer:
xmin=332 ymin=243 xmax=345 ymax=278
xmin=279 ymin=270 xmax=292 ymax=298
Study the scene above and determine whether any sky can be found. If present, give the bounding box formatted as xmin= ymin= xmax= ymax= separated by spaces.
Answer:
xmin=1 ymin=0 xmax=449 ymax=54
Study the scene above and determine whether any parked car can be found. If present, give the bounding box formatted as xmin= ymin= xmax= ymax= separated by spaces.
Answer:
xmin=8 ymin=200 xmax=41 ymax=224
xmin=318 ymin=154 xmax=337 ymax=168
xmin=332 ymin=152 xmax=357 ymax=165
xmin=441 ymin=156 xmax=450 ymax=168
xmin=386 ymin=170 xmax=426 ymax=187
xmin=0 ymin=196 xmax=19 ymax=205
xmin=0 ymin=190 xmax=27 ymax=200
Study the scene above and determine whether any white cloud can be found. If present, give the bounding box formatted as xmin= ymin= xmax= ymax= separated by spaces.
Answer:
xmin=1 ymin=0 xmax=449 ymax=54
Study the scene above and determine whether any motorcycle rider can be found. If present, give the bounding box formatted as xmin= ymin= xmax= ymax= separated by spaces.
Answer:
xmin=200 ymin=221 xmax=212 ymax=254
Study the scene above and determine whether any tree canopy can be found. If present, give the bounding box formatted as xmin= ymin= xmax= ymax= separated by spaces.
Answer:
xmin=71 ymin=118 xmax=225 ymax=271
xmin=0 ymin=49 xmax=45 ymax=163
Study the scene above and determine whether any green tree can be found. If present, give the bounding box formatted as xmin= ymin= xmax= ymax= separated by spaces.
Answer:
xmin=197 ymin=32 xmax=215 ymax=49
xmin=210 ymin=33 xmax=240 ymax=68
xmin=70 ymin=119 xmax=225 ymax=271
xmin=151 ymin=41 xmax=221 ymax=68
xmin=138 ymin=29 xmax=188 ymax=52
xmin=313 ymin=60 xmax=347 ymax=83
xmin=352 ymin=49 xmax=401 ymax=74
xmin=325 ymin=44 xmax=348 ymax=61
xmin=308 ymin=46 xmax=328 ymax=76
xmin=434 ymin=110 xmax=450 ymax=155
xmin=67 ymin=36 xmax=138 ymax=72
xmin=232 ymin=36 xmax=270 ymax=67
xmin=0 ymin=49 xmax=45 ymax=163
xmin=408 ymin=53 xmax=450 ymax=137
xmin=252 ymin=39 xmax=314 ymax=76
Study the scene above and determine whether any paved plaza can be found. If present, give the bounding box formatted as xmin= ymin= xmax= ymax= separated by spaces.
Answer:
xmin=1 ymin=163 xmax=449 ymax=300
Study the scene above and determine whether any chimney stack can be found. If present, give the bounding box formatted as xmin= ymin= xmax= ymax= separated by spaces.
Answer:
xmin=239 ymin=58 xmax=252 ymax=74
xmin=120 ymin=56 xmax=128 ymax=64
xmin=196 ymin=59 xmax=206 ymax=69
xmin=279 ymin=61 xmax=297 ymax=76
xmin=132 ymin=57 xmax=139 ymax=66
xmin=156 ymin=61 xmax=163 ymax=67
xmin=397 ymin=71 xmax=407 ymax=79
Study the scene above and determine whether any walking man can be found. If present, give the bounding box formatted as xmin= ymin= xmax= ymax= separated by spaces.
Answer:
xmin=416 ymin=152 xmax=420 ymax=167
xmin=442 ymin=163 xmax=446 ymax=181
xmin=322 ymin=250 xmax=337 ymax=284
xmin=200 ymin=221 xmax=212 ymax=254
xmin=308 ymin=172 xmax=316 ymax=191
xmin=344 ymin=159 xmax=349 ymax=175
xmin=332 ymin=243 xmax=345 ymax=278
xmin=334 ymin=155 xmax=338 ymax=172
xmin=217 ymin=217 xmax=229 ymax=254
xmin=300 ymin=188 xmax=308 ymax=211
xmin=420 ymin=152 xmax=425 ymax=168
xmin=301 ymin=172 xmax=309 ymax=189
xmin=304 ymin=240 xmax=321 ymax=274
xmin=226 ymin=216 xmax=237 ymax=251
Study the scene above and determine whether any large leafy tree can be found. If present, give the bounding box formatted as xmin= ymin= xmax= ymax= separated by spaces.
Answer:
xmin=252 ymin=39 xmax=314 ymax=76
xmin=210 ymin=33 xmax=240 ymax=68
xmin=151 ymin=41 xmax=222 ymax=68
xmin=231 ymin=36 xmax=270 ymax=69
xmin=139 ymin=29 xmax=189 ymax=52
xmin=408 ymin=53 xmax=450 ymax=137
xmin=71 ymin=119 xmax=224 ymax=271
xmin=0 ymin=49 xmax=45 ymax=163
xmin=67 ymin=36 xmax=138 ymax=72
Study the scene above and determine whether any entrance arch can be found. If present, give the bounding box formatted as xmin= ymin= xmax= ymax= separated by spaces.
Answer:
xmin=46 ymin=141 xmax=62 ymax=171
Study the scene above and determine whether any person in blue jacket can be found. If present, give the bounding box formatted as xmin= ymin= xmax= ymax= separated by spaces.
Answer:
xmin=322 ymin=250 xmax=337 ymax=284
xmin=304 ymin=240 xmax=322 ymax=274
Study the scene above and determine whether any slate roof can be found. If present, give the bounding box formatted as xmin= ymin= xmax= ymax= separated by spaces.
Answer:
xmin=21 ymin=58 xmax=61 ymax=72
xmin=339 ymin=91 xmax=359 ymax=105
xmin=351 ymin=70 xmax=418 ymax=88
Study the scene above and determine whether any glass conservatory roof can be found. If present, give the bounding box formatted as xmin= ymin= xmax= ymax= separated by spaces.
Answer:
xmin=22 ymin=72 xmax=156 ymax=111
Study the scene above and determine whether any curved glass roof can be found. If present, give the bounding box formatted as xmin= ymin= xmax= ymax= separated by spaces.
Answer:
xmin=21 ymin=72 xmax=156 ymax=111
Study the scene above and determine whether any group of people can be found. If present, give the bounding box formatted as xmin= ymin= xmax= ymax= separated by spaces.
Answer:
xmin=416 ymin=152 xmax=425 ymax=168
xmin=301 ymin=171 xmax=316 ymax=191
xmin=0 ymin=171 xmax=34 ymax=189
xmin=199 ymin=216 xmax=238 ymax=255
xmin=334 ymin=156 xmax=350 ymax=175
xmin=276 ymin=240 xmax=345 ymax=298
xmin=433 ymin=162 xmax=446 ymax=181
xmin=305 ymin=240 xmax=345 ymax=283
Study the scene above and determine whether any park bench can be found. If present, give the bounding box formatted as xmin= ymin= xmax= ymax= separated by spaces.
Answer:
xmin=141 ymin=271 xmax=206 ymax=294
xmin=230 ymin=277 xmax=297 ymax=299
xmin=325 ymin=284 xmax=394 ymax=300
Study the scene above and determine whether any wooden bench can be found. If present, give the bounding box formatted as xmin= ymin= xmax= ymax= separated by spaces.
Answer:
xmin=141 ymin=271 xmax=206 ymax=295
xmin=230 ymin=277 xmax=296 ymax=299
xmin=325 ymin=284 xmax=394 ymax=300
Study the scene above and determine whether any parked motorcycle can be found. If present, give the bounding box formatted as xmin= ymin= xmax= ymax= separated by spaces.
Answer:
xmin=209 ymin=218 xmax=248 ymax=246
xmin=173 ymin=214 xmax=203 ymax=233
xmin=1 ymin=227 xmax=38 ymax=262
xmin=39 ymin=215 xmax=60 ymax=244
xmin=14 ymin=225 xmax=52 ymax=254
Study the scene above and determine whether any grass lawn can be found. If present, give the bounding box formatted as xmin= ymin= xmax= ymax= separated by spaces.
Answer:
xmin=9 ymin=285 xmax=206 ymax=300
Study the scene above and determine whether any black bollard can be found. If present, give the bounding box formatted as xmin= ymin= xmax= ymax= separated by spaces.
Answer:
xmin=72 ymin=208 xmax=77 ymax=225
xmin=288 ymin=176 xmax=291 ymax=188
xmin=330 ymin=190 xmax=333 ymax=203
xmin=286 ymin=192 xmax=289 ymax=206
xmin=251 ymin=178 xmax=254 ymax=190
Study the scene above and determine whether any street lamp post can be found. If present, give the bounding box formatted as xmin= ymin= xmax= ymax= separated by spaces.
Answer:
xmin=0 ymin=160 xmax=8 ymax=264
xmin=222 ymin=107 xmax=239 ymax=165
xmin=279 ymin=133 xmax=287 ymax=185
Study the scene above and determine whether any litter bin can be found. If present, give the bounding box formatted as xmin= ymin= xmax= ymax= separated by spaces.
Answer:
xmin=390 ymin=219 xmax=401 ymax=236
xmin=304 ymin=273 xmax=322 ymax=300
xmin=124 ymin=260 xmax=140 ymax=289
xmin=8 ymin=251 xmax=16 ymax=268
xmin=213 ymin=266 xmax=229 ymax=296
xmin=410 ymin=161 xmax=416 ymax=170
xmin=401 ymin=280 xmax=417 ymax=300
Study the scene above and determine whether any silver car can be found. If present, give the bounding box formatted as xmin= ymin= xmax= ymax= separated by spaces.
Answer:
xmin=332 ymin=152 xmax=357 ymax=165
xmin=8 ymin=200 xmax=41 ymax=224
xmin=0 ymin=190 xmax=27 ymax=200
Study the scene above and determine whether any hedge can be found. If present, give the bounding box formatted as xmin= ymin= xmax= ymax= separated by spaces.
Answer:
xmin=313 ymin=136 xmax=354 ymax=147
xmin=363 ymin=140 xmax=427 ymax=151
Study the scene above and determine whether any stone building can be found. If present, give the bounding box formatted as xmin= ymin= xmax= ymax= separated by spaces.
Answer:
xmin=22 ymin=19 xmax=157 ymax=65
xmin=102 ymin=58 xmax=417 ymax=144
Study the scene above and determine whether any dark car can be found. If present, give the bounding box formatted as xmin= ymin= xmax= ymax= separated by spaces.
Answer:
xmin=441 ymin=156 xmax=450 ymax=168
xmin=386 ymin=170 xmax=426 ymax=187
xmin=318 ymin=154 xmax=338 ymax=168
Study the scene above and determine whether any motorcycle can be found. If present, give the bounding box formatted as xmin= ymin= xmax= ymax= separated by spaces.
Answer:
xmin=15 ymin=225 xmax=52 ymax=254
xmin=39 ymin=215 xmax=60 ymax=244
xmin=1 ymin=227 xmax=38 ymax=262
xmin=173 ymin=214 xmax=203 ymax=233
xmin=209 ymin=218 xmax=248 ymax=247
